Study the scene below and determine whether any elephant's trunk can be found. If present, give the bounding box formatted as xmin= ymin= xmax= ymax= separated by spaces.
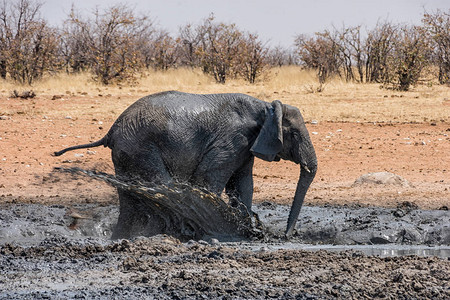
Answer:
xmin=285 ymin=161 xmax=317 ymax=236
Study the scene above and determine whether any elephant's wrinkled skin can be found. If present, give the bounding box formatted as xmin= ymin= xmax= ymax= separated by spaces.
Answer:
xmin=55 ymin=91 xmax=317 ymax=238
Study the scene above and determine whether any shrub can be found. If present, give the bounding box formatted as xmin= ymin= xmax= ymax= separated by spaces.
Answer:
xmin=0 ymin=0 xmax=60 ymax=84
xmin=64 ymin=4 xmax=153 ymax=85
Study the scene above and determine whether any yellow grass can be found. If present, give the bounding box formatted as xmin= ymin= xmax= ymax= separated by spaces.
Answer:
xmin=1 ymin=66 xmax=449 ymax=123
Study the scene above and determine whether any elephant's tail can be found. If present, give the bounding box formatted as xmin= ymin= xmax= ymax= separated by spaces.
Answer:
xmin=53 ymin=137 xmax=107 ymax=156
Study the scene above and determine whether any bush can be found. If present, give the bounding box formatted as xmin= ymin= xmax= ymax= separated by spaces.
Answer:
xmin=64 ymin=4 xmax=153 ymax=85
xmin=386 ymin=26 xmax=430 ymax=91
xmin=422 ymin=10 xmax=450 ymax=84
xmin=179 ymin=15 xmax=269 ymax=84
xmin=0 ymin=0 xmax=60 ymax=84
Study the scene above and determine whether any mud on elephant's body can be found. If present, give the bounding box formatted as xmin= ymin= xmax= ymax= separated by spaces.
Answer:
xmin=55 ymin=91 xmax=317 ymax=238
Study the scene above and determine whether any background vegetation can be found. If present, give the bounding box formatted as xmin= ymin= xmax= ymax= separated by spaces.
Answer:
xmin=0 ymin=0 xmax=449 ymax=91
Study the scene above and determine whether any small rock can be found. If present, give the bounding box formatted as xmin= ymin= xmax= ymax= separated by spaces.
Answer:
xmin=74 ymin=153 xmax=84 ymax=158
xmin=259 ymin=246 xmax=269 ymax=252
xmin=397 ymin=201 xmax=418 ymax=210
xmin=311 ymin=120 xmax=318 ymax=125
xmin=86 ymin=150 xmax=96 ymax=155
xmin=412 ymin=281 xmax=425 ymax=291
xmin=209 ymin=238 xmax=220 ymax=245
xmin=12 ymin=90 xmax=36 ymax=99
xmin=68 ymin=211 xmax=89 ymax=219
xmin=353 ymin=172 xmax=410 ymax=187
xmin=65 ymin=116 xmax=72 ymax=119
xmin=370 ymin=236 xmax=392 ymax=244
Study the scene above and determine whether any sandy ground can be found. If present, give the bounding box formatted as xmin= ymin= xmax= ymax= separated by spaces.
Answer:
xmin=1 ymin=95 xmax=449 ymax=299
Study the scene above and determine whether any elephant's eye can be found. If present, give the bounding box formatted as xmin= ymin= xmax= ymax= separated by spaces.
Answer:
xmin=292 ymin=131 xmax=302 ymax=141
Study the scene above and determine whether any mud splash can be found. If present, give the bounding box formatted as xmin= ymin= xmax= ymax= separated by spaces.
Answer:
xmin=55 ymin=167 xmax=264 ymax=241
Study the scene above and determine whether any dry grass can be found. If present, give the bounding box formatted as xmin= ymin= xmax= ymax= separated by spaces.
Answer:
xmin=1 ymin=66 xmax=449 ymax=123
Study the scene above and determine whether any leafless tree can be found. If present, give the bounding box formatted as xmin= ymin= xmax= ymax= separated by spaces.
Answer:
xmin=338 ymin=25 xmax=365 ymax=82
xmin=295 ymin=33 xmax=341 ymax=84
xmin=234 ymin=33 xmax=269 ymax=83
xmin=422 ymin=9 xmax=450 ymax=84
xmin=65 ymin=4 xmax=153 ymax=85
xmin=386 ymin=25 xmax=430 ymax=91
xmin=321 ymin=28 xmax=354 ymax=82
xmin=177 ymin=23 xmax=202 ymax=67
xmin=144 ymin=30 xmax=179 ymax=70
xmin=267 ymin=46 xmax=297 ymax=67
xmin=0 ymin=0 xmax=60 ymax=84
xmin=194 ymin=15 xmax=243 ymax=83
xmin=364 ymin=21 xmax=397 ymax=83
xmin=60 ymin=7 xmax=90 ymax=73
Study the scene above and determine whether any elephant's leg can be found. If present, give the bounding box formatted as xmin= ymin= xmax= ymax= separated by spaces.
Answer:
xmin=112 ymin=189 xmax=137 ymax=239
xmin=112 ymin=188 xmax=178 ymax=239
xmin=225 ymin=157 xmax=254 ymax=213
xmin=112 ymin=148 xmax=173 ymax=239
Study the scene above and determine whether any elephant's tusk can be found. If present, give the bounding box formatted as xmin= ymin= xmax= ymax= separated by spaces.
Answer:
xmin=302 ymin=165 xmax=311 ymax=173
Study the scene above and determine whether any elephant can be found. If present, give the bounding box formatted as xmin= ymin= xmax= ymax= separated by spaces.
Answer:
xmin=54 ymin=91 xmax=317 ymax=238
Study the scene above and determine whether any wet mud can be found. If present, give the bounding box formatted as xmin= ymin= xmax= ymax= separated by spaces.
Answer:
xmin=1 ymin=169 xmax=449 ymax=298
xmin=1 ymin=200 xmax=449 ymax=298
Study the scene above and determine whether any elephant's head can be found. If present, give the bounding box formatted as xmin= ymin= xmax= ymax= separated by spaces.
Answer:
xmin=251 ymin=100 xmax=318 ymax=236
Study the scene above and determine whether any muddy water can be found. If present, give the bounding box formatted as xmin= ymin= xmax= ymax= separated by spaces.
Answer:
xmin=1 ymin=202 xmax=448 ymax=256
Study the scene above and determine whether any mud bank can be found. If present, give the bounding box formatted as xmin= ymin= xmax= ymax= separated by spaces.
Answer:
xmin=1 ymin=203 xmax=449 ymax=299
xmin=0 ymin=235 xmax=449 ymax=299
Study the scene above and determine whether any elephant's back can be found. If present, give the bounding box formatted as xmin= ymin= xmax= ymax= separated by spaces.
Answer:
xmin=135 ymin=90 xmax=263 ymax=112
xmin=105 ymin=90 xmax=266 ymax=149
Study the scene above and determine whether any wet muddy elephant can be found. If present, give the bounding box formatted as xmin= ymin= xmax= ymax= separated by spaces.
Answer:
xmin=54 ymin=91 xmax=317 ymax=238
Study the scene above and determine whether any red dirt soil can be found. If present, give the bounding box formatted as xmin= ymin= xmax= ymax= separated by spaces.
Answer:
xmin=1 ymin=96 xmax=449 ymax=209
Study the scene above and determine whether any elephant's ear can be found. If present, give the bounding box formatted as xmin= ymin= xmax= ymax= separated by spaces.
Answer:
xmin=250 ymin=100 xmax=283 ymax=161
